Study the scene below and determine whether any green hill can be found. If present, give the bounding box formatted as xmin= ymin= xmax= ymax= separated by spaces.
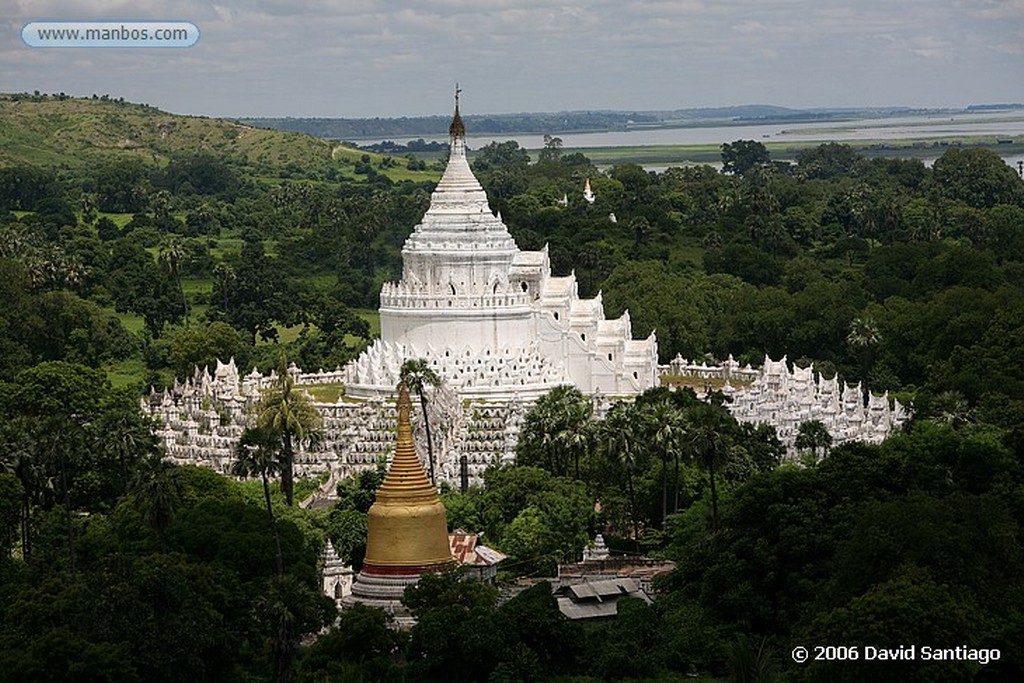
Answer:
xmin=0 ymin=93 xmax=439 ymax=181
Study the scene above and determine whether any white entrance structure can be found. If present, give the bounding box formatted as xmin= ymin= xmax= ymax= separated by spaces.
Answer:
xmin=344 ymin=93 xmax=658 ymax=400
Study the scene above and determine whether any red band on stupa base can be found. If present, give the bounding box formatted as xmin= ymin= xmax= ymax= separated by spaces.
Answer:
xmin=360 ymin=561 xmax=453 ymax=577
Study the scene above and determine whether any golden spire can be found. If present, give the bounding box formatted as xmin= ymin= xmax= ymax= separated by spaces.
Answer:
xmin=374 ymin=383 xmax=440 ymax=505
xmin=362 ymin=382 xmax=454 ymax=569
xmin=448 ymin=83 xmax=465 ymax=140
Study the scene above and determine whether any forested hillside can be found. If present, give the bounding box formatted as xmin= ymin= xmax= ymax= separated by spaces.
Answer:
xmin=1 ymin=96 xmax=1023 ymax=681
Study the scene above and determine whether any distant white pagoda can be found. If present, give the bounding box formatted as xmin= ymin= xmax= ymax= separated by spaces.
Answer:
xmin=344 ymin=89 xmax=657 ymax=400
xmin=583 ymin=178 xmax=595 ymax=204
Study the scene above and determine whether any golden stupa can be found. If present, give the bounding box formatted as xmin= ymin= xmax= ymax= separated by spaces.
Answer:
xmin=343 ymin=383 xmax=453 ymax=626
xmin=362 ymin=382 xmax=453 ymax=570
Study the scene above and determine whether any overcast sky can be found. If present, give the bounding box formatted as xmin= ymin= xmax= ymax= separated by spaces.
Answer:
xmin=3 ymin=0 xmax=1023 ymax=118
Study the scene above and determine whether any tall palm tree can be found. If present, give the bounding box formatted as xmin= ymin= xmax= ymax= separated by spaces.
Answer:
xmin=257 ymin=574 xmax=334 ymax=683
xmin=597 ymin=402 xmax=644 ymax=546
xmin=131 ymin=452 xmax=182 ymax=551
xmin=688 ymin=403 xmax=730 ymax=532
xmin=38 ymin=416 xmax=80 ymax=580
xmin=233 ymin=425 xmax=285 ymax=575
xmin=101 ymin=402 xmax=157 ymax=494
xmin=0 ymin=418 xmax=38 ymax=560
xmin=257 ymin=355 xmax=323 ymax=506
xmin=557 ymin=394 xmax=593 ymax=480
xmin=847 ymin=316 xmax=882 ymax=399
xmin=400 ymin=359 xmax=442 ymax=485
xmin=647 ymin=399 xmax=688 ymax=524
xmin=158 ymin=235 xmax=189 ymax=327
xmin=519 ymin=385 xmax=592 ymax=478
xmin=212 ymin=261 xmax=236 ymax=313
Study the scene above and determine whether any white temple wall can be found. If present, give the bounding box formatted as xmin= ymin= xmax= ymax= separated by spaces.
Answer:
xmin=380 ymin=305 xmax=536 ymax=352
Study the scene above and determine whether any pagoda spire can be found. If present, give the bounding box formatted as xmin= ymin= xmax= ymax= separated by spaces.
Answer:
xmin=374 ymin=383 xmax=439 ymax=505
xmin=449 ymin=83 xmax=465 ymax=140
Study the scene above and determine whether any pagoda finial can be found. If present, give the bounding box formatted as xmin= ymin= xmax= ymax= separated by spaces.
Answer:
xmin=449 ymin=83 xmax=465 ymax=140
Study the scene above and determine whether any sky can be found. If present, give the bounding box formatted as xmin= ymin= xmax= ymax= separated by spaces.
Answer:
xmin=2 ymin=0 xmax=1023 ymax=118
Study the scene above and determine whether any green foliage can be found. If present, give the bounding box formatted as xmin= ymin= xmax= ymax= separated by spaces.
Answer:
xmin=4 ymin=95 xmax=1024 ymax=681
xmin=297 ymin=603 xmax=400 ymax=682
xmin=796 ymin=142 xmax=863 ymax=180
xmin=516 ymin=385 xmax=592 ymax=478
xmin=663 ymin=419 xmax=1024 ymax=680
xmin=165 ymin=321 xmax=250 ymax=379
xmin=473 ymin=465 xmax=593 ymax=573
xmin=721 ymin=139 xmax=771 ymax=177
xmin=932 ymin=147 xmax=1024 ymax=209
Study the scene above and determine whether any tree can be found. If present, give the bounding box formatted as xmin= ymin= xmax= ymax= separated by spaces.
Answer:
xmin=0 ymin=419 xmax=37 ymax=559
xmin=256 ymin=575 xmax=335 ymax=683
xmin=795 ymin=142 xmax=862 ymax=180
xmin=212 ymin=261 xmax=236 ymax=312
xmin=158 ymin=236 xmax=189 ymax=327
xmin=232 ymin=425 xmax=285 ymax=575
xmin=596 ymin=402 xmax=645 ymax=544
xmin=516 ymin=386 xmax=592 ymax=479
xmin=538 ymin=135 xmax=564 ymax=165
xmin=131 ymin=452 xmax=182 ymax=550
xmin=167 ymin=321 xmax=249 ymax=380
xmin=932 ymin=147 xmax=1023 ymax=209
xmin=721 ymin=140 xmax=770 ymax=177
xmin=256 ymin=355 xmax=323 ymax=506
xmin=847 ymin=315 xmax=882 ymax=396
xmin=688 ymin=402 xmax=730 ymax=531
xmin=472 ymin=140 xmax=531 ymax=173
xmin=645 ymin=398 xmax=688 ymax=523
xmin=399 ymin=358 xmax=441 ymax=484
xmin=794 ymin=420 xmax=833 ymax=463
xmin=6 ymin=362 xmax=110 ymax=577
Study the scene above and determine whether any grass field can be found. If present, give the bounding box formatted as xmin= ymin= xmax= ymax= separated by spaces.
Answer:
xmin=104 ymin=357 xmax=149 ymax=389
xmin=0 ymin=96 xmax=440 ymax=186
xmin=296 ymin=383 xmax=346 ymax=403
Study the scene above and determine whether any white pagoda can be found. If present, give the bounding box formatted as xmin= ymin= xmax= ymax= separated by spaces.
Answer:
xmin=344 ymin=91 xmax=658 ymax=400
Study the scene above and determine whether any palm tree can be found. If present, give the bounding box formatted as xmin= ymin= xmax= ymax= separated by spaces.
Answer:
xmin=647 ymin=399 xmax=688 ymax=524
xmin=931 ymin=390 xmax=974 ymax=427
xmin=233 ymin=425 xmax=285 ymax=575
xmin=158 ymin=235 xmax=189 ymax=327
xmin=101 ymin=403 xmax=157 ymax=494
xmin=257 ymin=355 xmax=323 ymax=506
xmin=131 ymin=452 xmax=182 ymax=550
xmin=257 ymin=574 xmax=333 ymax=683
xmin=558 ymin=395 xmax=593 ymax=480
xmin=847 ymin=316 xmax=882 ymax=399
xmin=688 ymin=403 xmax=730 ymax=532
xmin=37 ymin=416 xmax=80 ymax=580
xmin=0 ymin=418 xmax=38 ymax=560
xmin=597 ymin=402 xmax=644 ymax=546
xmin=794 ymin=420 xmax=833 ymax=463
xmin=212 ymin=262 xmax=236 ymax=312
xmin=150 ymin=189 xmax=173 ymax=229
xmin=518 ymin=385 xmax=592 ymax=478
xmin=400 ymin=359 xmax=442 ymax=485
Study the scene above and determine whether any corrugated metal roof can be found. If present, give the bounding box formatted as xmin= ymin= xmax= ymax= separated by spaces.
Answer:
xmin=556 ymin=596 xmax=620 ymax=620
xmin=448 ymin=531 xmax=506 ymax=567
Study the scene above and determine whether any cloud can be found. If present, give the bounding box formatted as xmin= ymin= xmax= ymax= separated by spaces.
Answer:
xmin=2 ymin=0 xmax=1022 ymax=116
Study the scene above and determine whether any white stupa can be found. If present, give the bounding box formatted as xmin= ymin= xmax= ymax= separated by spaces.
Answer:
xmin=344 ymin=90 xmax=658 ymax=400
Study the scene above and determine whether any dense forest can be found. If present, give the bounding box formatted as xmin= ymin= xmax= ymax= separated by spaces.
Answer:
xmin=1 ymin=96 xmax=1024 ymax=681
